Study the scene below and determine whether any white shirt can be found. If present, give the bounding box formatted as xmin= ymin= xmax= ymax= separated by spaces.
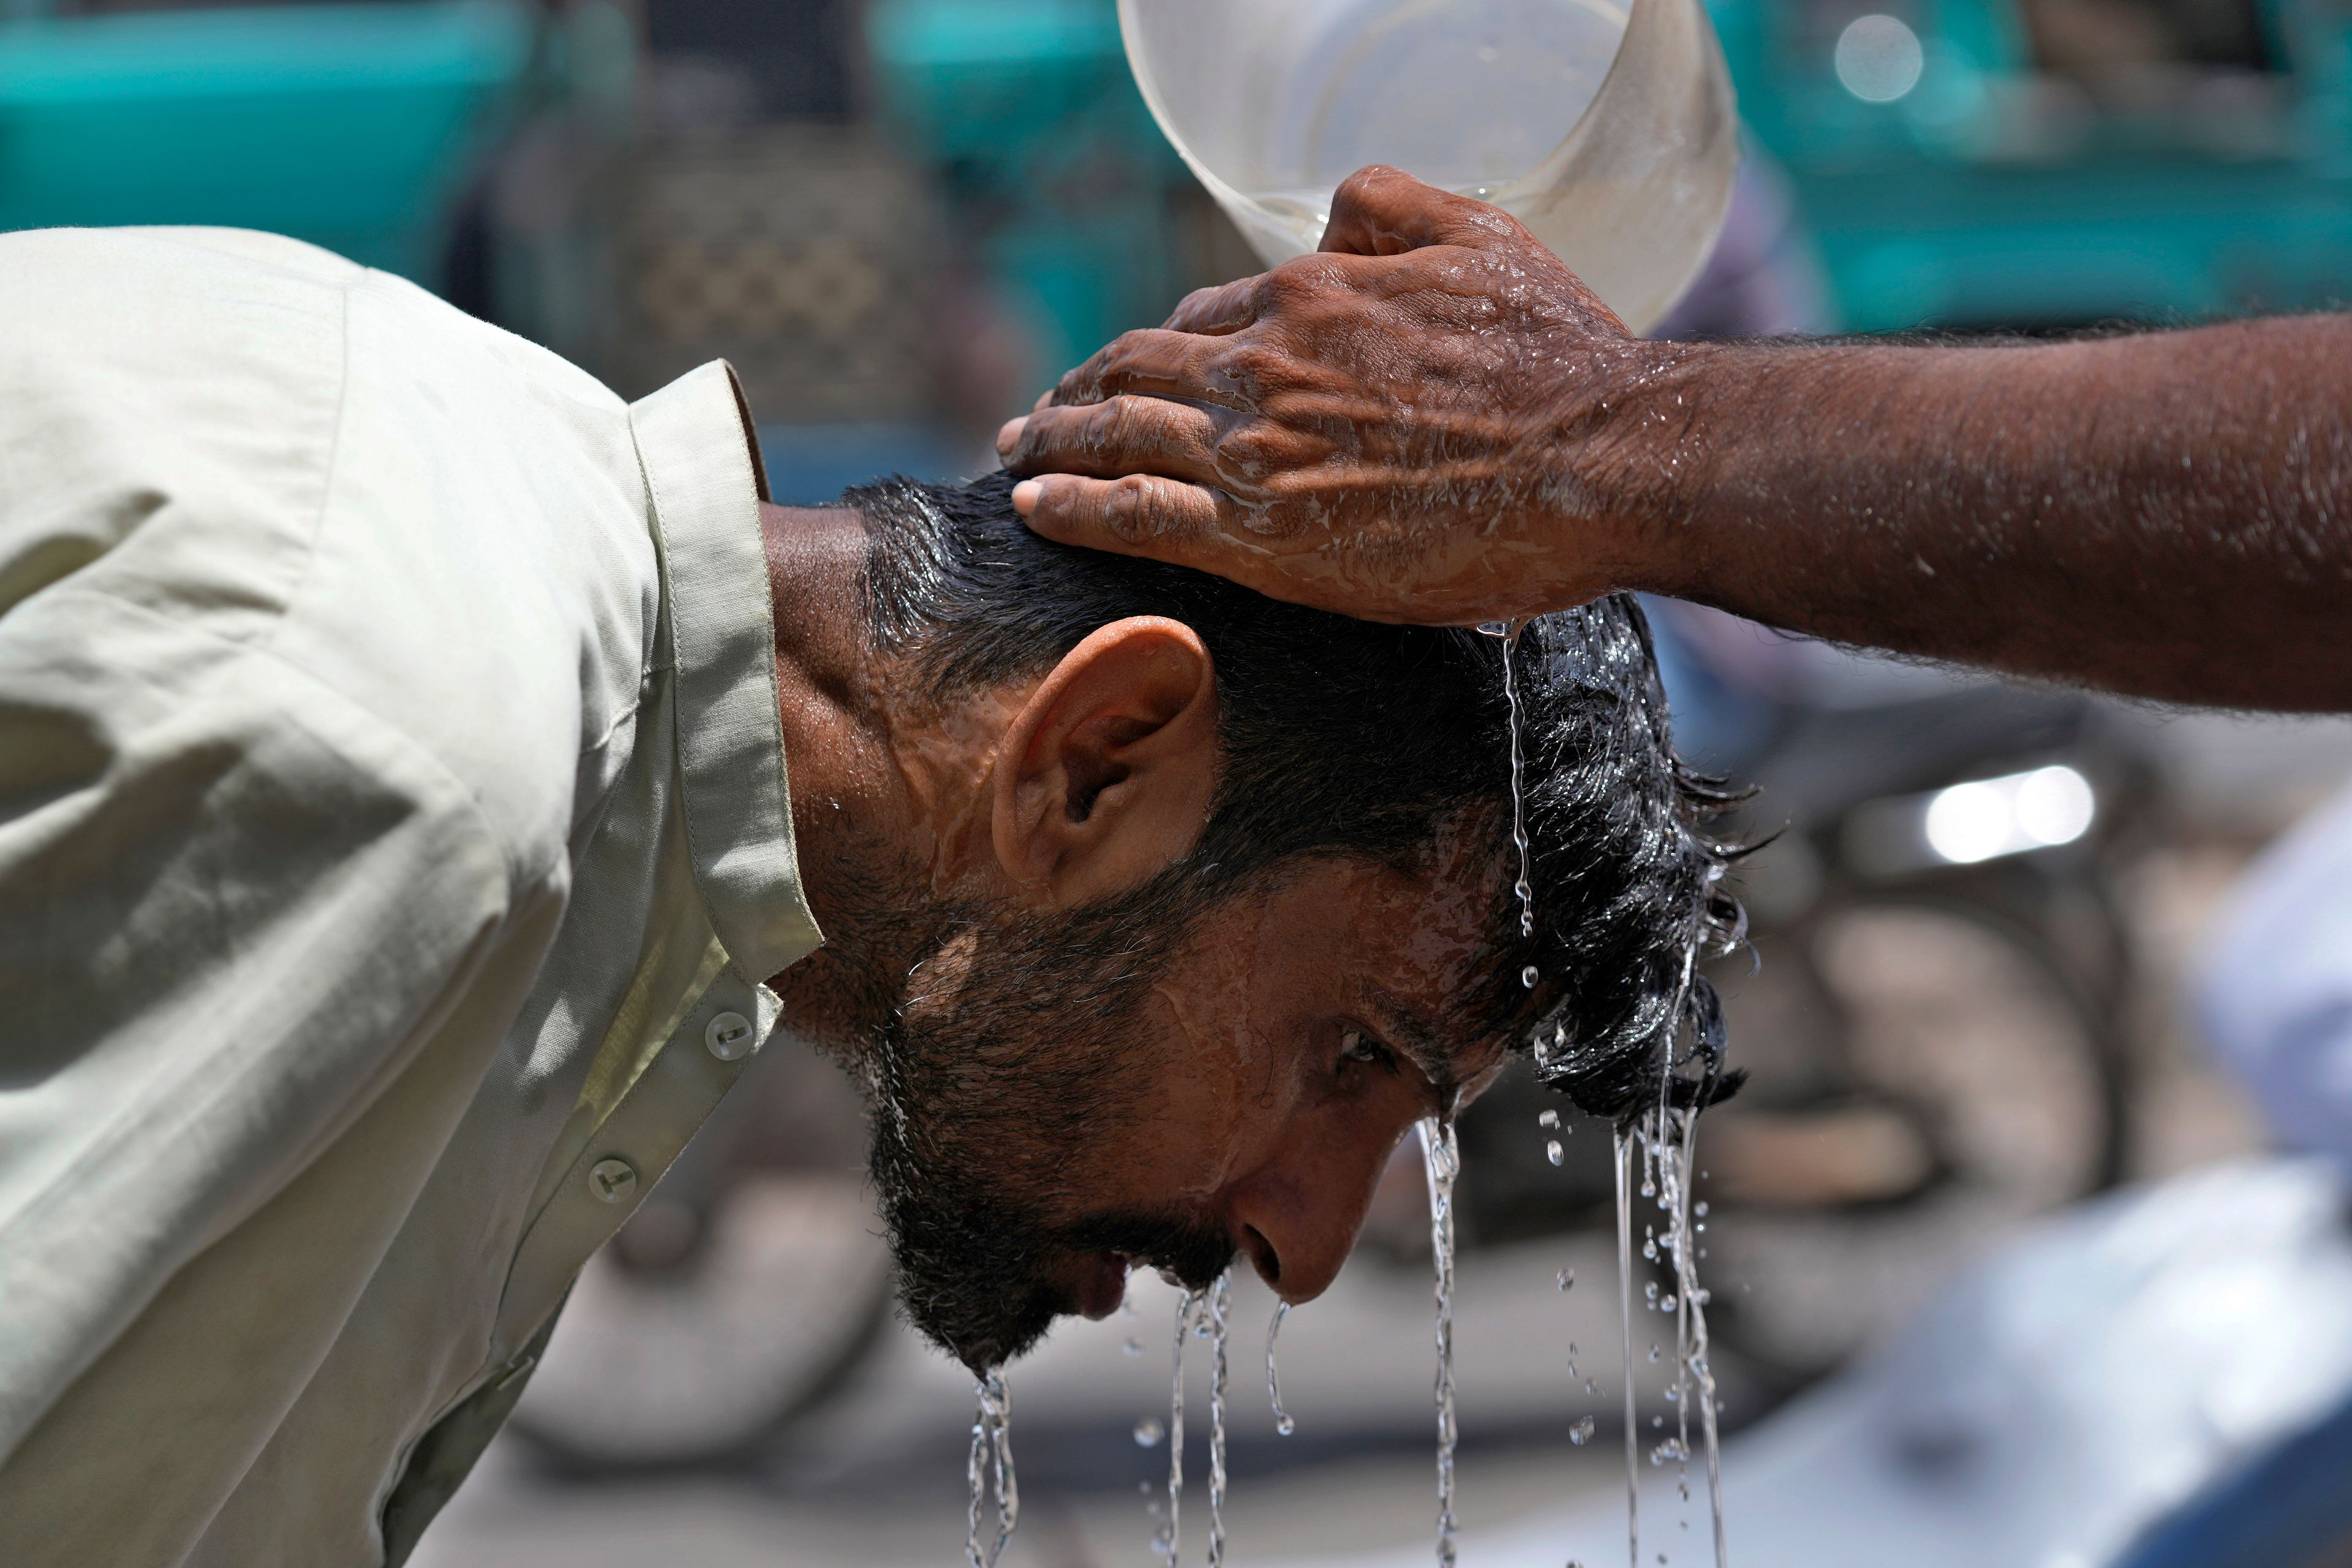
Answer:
xmin=0 ymin=227 xmax=824 ymax=1566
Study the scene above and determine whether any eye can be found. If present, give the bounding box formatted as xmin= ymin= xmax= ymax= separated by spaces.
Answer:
xmin=1338 ymin=1028 xmax=1395 ymax=1072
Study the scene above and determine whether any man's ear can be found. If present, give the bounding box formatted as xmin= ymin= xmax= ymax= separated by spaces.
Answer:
xmin=990 ymin=617 xmax=1219 ymax=908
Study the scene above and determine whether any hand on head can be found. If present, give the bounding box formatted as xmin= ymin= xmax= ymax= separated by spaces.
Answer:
xmin=997 ymin=165 xmax=1667 ymax=628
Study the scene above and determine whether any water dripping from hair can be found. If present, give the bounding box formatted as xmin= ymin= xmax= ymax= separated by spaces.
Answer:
xmin=1476 ymin=621 xmax=1537 ymax=962
xmin=1598 ymin=959 xmax=1729 ymax=1568
xmin=1613 ymin=1125 xmax=1642 ymax=1568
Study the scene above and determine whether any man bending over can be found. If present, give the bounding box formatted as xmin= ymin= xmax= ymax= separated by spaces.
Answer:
xmin=0 ymin=227 xmax=1730 ymax=1566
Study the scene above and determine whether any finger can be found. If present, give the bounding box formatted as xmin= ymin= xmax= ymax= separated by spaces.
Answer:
xmin=1163 ymin=276 xmax=1261 ymax=335
xmin=1014 ymin=472 xmax=1240 ymax=562
xmin=1002 ymin=398 xmax=1225 ymax=487
xmin=1050 ymin=327 xmax=1231 ymax=409
xmin=1319 ymin=164 xmax=1539 ymax=257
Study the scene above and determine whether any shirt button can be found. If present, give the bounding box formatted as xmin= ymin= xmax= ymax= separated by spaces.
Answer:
xmin=704 ymin=1010 xmax=755 ymax=1061
xmin=587 ymin=1157 xmax=638 ymax=1204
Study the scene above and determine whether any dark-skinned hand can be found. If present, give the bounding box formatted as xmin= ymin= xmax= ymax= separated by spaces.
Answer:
xmin=995 ymin=165 xmax=1671 ymax=627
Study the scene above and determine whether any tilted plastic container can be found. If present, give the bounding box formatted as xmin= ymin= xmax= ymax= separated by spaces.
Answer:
xmin=1118 ymin=0 xmax=1738 ymax=333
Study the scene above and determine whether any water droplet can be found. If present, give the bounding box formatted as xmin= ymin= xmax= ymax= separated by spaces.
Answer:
xmin=1556 ymin=1268 xmax=1575 ymax=1291
xmin=1521 ymin=964 xmax=1540 ymax=988
xmin=1539 ymin=1109 xmax=1560 ymax=1129
xmin=1693 ymin=1200 xmax=1709 ymax=1218
xmin=1569 ymin=1414 xmax=1597 ymax=1446
xmin=1546 ymin=1139 xmax=1564 ymax=1166
xmin=1267 ymin=1300 xmax=1297 ymax=1438
xmin=1662 ymin=1294 xmax=1677 ymax=1312
xmin=1134 ymin=1417 xmax=1164 ymax=1448
xmin=1644 ymin=1281 xmax=1659 ymax=1304
xmin=1649 ymin=1344 xmax=1662 ymax=1363
xmin=1124 ymin=1338 xmax=1144 ymax=1357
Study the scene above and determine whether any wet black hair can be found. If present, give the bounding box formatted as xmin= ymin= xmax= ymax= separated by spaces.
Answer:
xmin=844 ymin=470 xmax=1741 ymax=1121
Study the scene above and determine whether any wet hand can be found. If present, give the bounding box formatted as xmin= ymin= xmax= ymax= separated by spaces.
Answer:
xmin=997 ymin=165 xmax=1676 ymax=627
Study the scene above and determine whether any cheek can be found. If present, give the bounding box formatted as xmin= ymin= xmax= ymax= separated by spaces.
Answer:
xmin=1114 ymin=981 xmax=1359 ymax=1212
xmin=1129 ymin=916 xmax=1308 ymax=1180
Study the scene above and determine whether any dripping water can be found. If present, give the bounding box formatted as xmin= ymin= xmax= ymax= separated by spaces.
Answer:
xmin=1648 ymin=1098 xmax=1727 ymax=1568
xmin=1207 ymin=1271 xmax=1233 ymax=1567
xmin=963 ymin=1368 xmax=1017 ymax=1568
xmin=1476 ymin=620 xmax=1536 ymax=951
xmin=1419 ymin=1115 xmax=1462 ymax=1568
xmin=1267 ymin=1301 xmax=1297 ymax=1436
xmin=1613 ymin=1127 xmax=1641 ymax=1568
xmin=1155 ymin=1289 xmax=1204 ymax=1568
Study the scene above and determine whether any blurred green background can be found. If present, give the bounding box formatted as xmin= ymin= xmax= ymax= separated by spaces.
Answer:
xmin=7 ymin=0 xmax=2350 ymax=500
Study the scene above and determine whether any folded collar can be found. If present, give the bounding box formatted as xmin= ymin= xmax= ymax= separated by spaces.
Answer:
xmin=628 ymin=361 xmax=824 ymax=984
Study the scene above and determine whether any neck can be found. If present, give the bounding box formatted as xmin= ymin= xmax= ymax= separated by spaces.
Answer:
xmin=757 ymin=502 xmax=1014 ymax=1054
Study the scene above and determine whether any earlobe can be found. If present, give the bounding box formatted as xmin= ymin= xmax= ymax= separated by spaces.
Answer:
xmin=990 ymin=617 xmax=1221 ymax=908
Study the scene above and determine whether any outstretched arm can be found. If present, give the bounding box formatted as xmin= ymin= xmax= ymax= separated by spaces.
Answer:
xmin=1000 ymin=166 xmax=2352 ymax=712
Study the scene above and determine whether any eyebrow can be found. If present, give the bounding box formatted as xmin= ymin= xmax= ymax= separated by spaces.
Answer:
xmin=1362 ymin=986 xmax=1464 ymax=1112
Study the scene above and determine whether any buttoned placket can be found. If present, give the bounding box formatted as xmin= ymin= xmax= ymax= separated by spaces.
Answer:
xmin=486 ymin=963 xmax=782 ymax=1362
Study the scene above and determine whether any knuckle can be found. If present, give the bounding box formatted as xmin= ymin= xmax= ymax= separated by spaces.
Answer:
xmin=1101 ymin=330 xmax=1163 ymax=379
xmin=1105 ymin=475 xmax=1153 ymax=539
xmin=1094 ymin=396 xmax=1148 ymax=453
xmin=1257 ymin=261 xmax=1333 ymax=311
xmin=1029 ymin=405 xmax=1090 ymax=461
xmin=1169 ymin=283 xmax=1227 ymax=325
xmin=1217 ymin=342 xmax=1285 ymax=393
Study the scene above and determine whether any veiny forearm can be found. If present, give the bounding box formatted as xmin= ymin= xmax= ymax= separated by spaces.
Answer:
xmin=1609 ymin=317 xmax=2352 ymax=710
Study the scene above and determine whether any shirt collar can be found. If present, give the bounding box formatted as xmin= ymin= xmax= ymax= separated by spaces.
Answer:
xmin=628 ymin=360 xmax=824 ymax=984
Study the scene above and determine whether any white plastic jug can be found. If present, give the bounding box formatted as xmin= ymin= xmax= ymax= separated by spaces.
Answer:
xmin=1118 ymin=0 xmax=1738 ymax=333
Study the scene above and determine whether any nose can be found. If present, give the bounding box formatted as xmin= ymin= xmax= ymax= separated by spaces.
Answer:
xmin=1224 ymin=1120 xmax=1402 ymax=1304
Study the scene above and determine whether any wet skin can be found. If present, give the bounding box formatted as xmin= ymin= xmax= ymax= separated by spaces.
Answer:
xmin=757 ymin=502 xmax=1513 ymax=1338
xmin=994 ymin=837 xmax=1514 ymax=1319
xmin=1001 ymin=164 xmax=2352 ymax=711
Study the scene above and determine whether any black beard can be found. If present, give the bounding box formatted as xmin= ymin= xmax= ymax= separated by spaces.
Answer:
xmin=853 ymin=870 xmax=1240 ymax=1371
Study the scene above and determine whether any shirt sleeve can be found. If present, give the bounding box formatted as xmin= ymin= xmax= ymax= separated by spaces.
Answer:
xmin=0 ymin=573 xmax=525 ymax=1464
